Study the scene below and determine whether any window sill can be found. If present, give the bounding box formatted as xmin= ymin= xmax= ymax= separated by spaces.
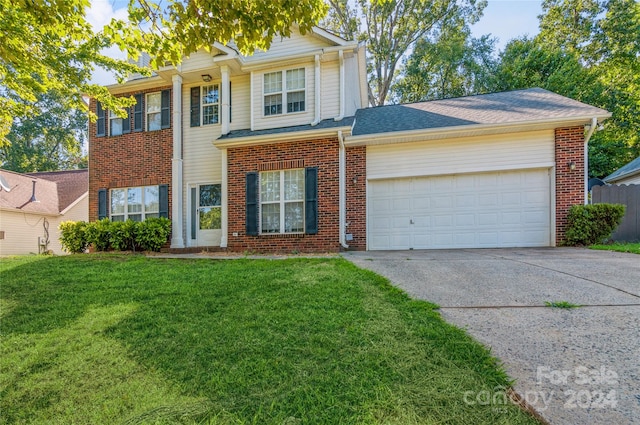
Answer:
xmin=262 ymin=110 xmax=307 ymax=119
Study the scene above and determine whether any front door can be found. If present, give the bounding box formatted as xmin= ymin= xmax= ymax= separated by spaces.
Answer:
xmin=192 ymin=183 xmax=221 ymax=246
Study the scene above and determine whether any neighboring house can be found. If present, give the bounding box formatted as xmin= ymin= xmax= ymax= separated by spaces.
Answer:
xmin=0 ymin=169 xmax=88 ymax=255
xmin=88 ymin=27 xmax=611 ymax=252
xmin=603 ymin=156 xmax=640 ymax=185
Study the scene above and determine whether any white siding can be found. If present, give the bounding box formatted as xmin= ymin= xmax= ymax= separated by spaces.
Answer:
xmin=230 ymin=75 xmax=250 ymax=131
xmin=249 ymin=31 xmax=330 ymax=60
xmin=367 ymin=130 xmax=555 ymax=180
xmin=321 ymin=60 xmax=340 ymax=119
xmin=251 ymin=62 xmax=315 ymax=130
xmin=0 ymin=195 xmax=88 ymax=255
xmin=343 ymin=53 xmax=362 ymax=117
xmin=616 ymin=175 xmax=640 ymax=185
xmin=180 ymin=50 xmax=215 ymax=73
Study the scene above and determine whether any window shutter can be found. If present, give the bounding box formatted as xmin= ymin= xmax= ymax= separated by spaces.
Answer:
xmin=246 ymin=172 xmax=258 ymax=236
xmin=158 ymin=184 xmax=169 ymax=218
xmin=190 ymin=187 xmax=197 ymax=240
xmin=98 ymin=188 xmax=107 ymax=219
xmin=96 ymin=101 xmax=105 ymax=137
xmin=123 ymin=106 xmax=131 ymax=134
xmin=190 ymin=87 xmax=200 ymax=127
xmin=133 ymin=93 xmax=143 ymax=131
xmin=305 ymin=167 xmax=318 ymax=234
xmin=161 ymin=89 xmax=171 ymax=129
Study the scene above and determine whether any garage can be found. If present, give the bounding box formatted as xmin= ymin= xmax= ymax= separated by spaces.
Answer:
xmin=368 ymin=169 xmax=552 ymax=250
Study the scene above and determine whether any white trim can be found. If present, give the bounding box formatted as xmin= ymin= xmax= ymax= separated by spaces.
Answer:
xmin=213 ymin=126 xmax=353 ymax=148
xmin=345 ymin=115 xmax=612 ymax=147
xmin=221 ymin=65 xmax=230 ymax=135
xmin=338 ymin=131 xmax=348 ymax=248
xmin=336 ymin=50 xmax=345 ymax=121
xmin=240 ymin=45 xmax=358 ymax=72
xmin=550 ymin=166 xmax=557 ymax=247
xmin=311 ymin=54 xmax=321 ymax=126
xmin=310 ymin=26 xmax=354 ymax=45
xmin=60 ymin=192 xmax=88 ymax=215
xmin=250 ymin=71 xmax=255 ymax=131
xmin=367 ymin=162 xmax=556 ymax=181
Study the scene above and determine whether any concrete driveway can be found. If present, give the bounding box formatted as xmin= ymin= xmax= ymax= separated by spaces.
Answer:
xmin=343 ymin=248 xmax=640 ymax=425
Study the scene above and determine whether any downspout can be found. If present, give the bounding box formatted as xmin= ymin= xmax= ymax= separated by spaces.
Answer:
xmin=335 ymin=50 xmax=345 ymax=121
xmin=584 ymin=117 xmax=598 ymax=204
xmin=338 ymin=130 xmax=349 ymax=249
xmin=311 ymin=54 xmax=321 ymax=126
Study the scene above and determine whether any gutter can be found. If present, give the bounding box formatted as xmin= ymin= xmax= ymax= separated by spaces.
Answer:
xmin=584 ymin=117 xmax=598 ymax=204
xmin=338 ymin=130 xmax=349 ymax=249
xmin=213 ymin=125 xmax=353 ymax=148
xmin=311 ymin=54 xmax=321 ymax=126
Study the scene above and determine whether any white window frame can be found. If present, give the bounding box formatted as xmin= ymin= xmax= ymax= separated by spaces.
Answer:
xmin=146 ymin=92 xmax=161 ymax=131
xmin=202 ymin=84 xmax=220 ymax=125
xmin=259 ymin=169 xmax=305 ymax=234
xmin=110 ymin=185 xmax=159 ymax=222
xmin=263 ymin=67 xmax=306 ymax=117
xmin=109 ymin=110 xmax=123 ymax=137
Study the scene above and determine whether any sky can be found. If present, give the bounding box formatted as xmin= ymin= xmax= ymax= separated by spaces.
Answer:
xmin=88 ymin=0 xmax=544 ymax=86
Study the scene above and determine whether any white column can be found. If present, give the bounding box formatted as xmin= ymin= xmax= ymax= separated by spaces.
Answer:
xmin=170 ymin=74 xmax=185 ymax=248
xmin=220 ymin=148 xmax=228 ymax=248
xmin=221 ymin=65 xmax=230 ymax=135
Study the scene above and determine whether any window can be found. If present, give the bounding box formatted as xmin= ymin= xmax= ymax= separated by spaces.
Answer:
xmin=202 ymin=84 xmax=219 ymax=125
xmin=260 ymin=169 xmax=305 ymax=233
xmin=109 ymin=108 xmax=132 ymax=136
xmin=146 ymin=92 xmax=162 ymax=131
xmin=110 ymin=185 xmax=159 ymax=221
xmin=263 ymin=68 xmax=305 ymax=116
xmin=198 ymin=184 xmax=221 ymax=230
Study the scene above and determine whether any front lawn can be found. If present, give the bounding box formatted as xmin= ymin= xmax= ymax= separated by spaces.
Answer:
xmin=590 ymin=242 xmax=640 ymax=254
xmin=0 ymin=255 xmax=538 ymax=424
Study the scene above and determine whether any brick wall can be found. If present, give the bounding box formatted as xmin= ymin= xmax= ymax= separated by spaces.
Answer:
xmin=345 ymin=146 xmax=366 ymax=250
xmin=555 ymin=126 xmax=585 ymax=244
xmin=88 ymin=86 xmax=173 ymax=221
xmin=226 ymin=138 xmax=342 ymax=253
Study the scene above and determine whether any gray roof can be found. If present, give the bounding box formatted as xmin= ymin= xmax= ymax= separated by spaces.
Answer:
xmin=604 ymin=156 xmax=640 ymax=183
xmin=218 ymin=117 xmax=355 ymax=140
xmin=352 ymin=88 xmax=610 ymax=136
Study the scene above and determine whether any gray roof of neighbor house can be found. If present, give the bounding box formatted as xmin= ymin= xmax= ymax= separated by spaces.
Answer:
xmin=218 ymin=117 xmax=355 ymax=140
xmin=351 ymin=88 xmax=610 ymax=136
xmin=604 ymin=156 xmax=640 ymax=183
xmin=0 ymin=169 xmax=88 ymax=215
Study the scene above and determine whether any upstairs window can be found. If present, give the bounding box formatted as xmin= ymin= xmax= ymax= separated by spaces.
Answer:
xmin=263 ymin=68 xmax=305 ymax=116
xmin=109 ymin=108 xmax=130 ymax=136
xmin=146 ymin=90 xmax=170 ymax=131
xmin=202 ymin=84 xmax=220 ymax=125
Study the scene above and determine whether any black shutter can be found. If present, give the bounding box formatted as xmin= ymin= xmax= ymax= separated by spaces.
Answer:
xmin=246 ymin=172 xmax=258 ymax=236
xmin=161 ymin=89 xmax=171 ymax=129
xmin=133 ymin=93 xmax=143 ymax=132
xmin=123 ymin=106 xmax=131 ymax=134
xmin=190 ymin=87 xmax=200 ymax=127
xmin=96 ymin=101 xmax=105 ymax=137
xmin=158 ymin=184 xmax=169 ymax=218
xmin=305 ymin=167 xmax=318 ymax=234
xmin=191 ymin=187 xmax=197 ymax=240
xmin=98 ymin=188 xmax=107 ymax=219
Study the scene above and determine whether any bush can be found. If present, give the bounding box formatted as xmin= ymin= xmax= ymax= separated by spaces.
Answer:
xmin=564 ymin=203 xmax=626 ymax=246
xmin=109 ymin=220 xmax=140 ymax=251
xmin=85 ymin=218 xmax=112 ymax=251
xmin=136 ymin=217 xmax=171 ymax=252
xmin=59 ymin=221 xmax=89 ymax=253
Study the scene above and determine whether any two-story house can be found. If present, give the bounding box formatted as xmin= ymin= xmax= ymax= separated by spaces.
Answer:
xmin=89 ymin=27 xmax=610 ymax=252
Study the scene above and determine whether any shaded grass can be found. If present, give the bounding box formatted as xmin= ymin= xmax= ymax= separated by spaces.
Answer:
xmin=590 ymin=242 xmax=640 ymax=254
xmin=0 ymin=255 xmax=539 ymax=424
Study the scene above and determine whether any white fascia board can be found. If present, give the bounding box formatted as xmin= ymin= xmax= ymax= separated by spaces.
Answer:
xmin=0 ymin=206 xmax=60 ymax=217
xmin=239 ymin=44 xmax=359 ymax=72
xmin=60 ymin=192 xmax=88 ymax=216
xmin=310 ymin=27 xmax=353 ymax=45
xmin=344 ymin=114 xmax=612 ymax=147
xmin=213 ymin=126 xmax=353 ymax=149
xmin=106 ymin=75 xmax=170 ymax=94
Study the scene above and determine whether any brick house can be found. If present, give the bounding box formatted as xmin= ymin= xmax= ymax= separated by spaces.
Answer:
xmin=88 ymin=27 xmax=610 ymax=252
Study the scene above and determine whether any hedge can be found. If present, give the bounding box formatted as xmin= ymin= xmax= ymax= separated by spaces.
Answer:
xmin=564 ymin=203 xmax=626 ymax=246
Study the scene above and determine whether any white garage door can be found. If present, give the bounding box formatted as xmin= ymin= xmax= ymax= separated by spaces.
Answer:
xmin=368 ymin=169 xmax=551 ymax=250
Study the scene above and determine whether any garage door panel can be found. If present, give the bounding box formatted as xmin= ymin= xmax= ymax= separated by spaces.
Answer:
xmin=368 ymin=169 xmax=551 ymax=250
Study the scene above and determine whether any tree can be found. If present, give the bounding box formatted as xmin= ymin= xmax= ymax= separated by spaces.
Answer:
xmin=323 ymin=0 xmax=486 ymax=105
xmin=393 ymin=22 xmax=496 ymax=103
xmin=0 ymin=0 xmax=328 ymax=144
xmin=1 ymin=90 xmax=87 ymax=172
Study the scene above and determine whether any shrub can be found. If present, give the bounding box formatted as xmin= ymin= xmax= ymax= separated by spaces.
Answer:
xmin=136 ymin=217 xmax=171 ymax=252
xmin=59 ymin=221 xmax=89 ymax=253
xmin=85 ymin=218 xmax=112 ymax=251
xmin=564 ymin=203 xmax=626 ymax=246
xmin=109 ymin=220 xmax=140 ymax=251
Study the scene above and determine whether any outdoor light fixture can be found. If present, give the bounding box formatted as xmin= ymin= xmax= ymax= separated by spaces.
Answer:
xmin=201 ymin=74 xmax=212 ymax=82
xmin=568 ymin=161 xmax=576 ymax=171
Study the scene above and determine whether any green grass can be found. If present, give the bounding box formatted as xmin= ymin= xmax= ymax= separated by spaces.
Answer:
xmin=590 ymin=242 xmax=640 ymax=254
xmin=0 ymin=255 xmax=539 ymax=425
xmin=544 ymin=301 xmax=581 ymax=309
